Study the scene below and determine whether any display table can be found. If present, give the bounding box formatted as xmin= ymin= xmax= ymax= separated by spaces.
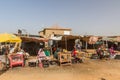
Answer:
xmin=58 ymin=52 xmax=71 ymax=66
xmin=8 ymin=54 xmax=24 ymax=68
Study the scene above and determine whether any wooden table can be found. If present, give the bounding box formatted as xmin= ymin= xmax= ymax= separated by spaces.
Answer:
xmin=58 ymin=52 xmax=71 ymax=66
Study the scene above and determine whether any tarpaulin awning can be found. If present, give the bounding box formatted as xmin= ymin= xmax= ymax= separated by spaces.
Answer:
xmin=88 ymin=36 xmax=98 ymax=44
xmin=102 ymin=36 xmax=120 ymax=42
xmin=0 ymin=33 xmax=22 ymax=43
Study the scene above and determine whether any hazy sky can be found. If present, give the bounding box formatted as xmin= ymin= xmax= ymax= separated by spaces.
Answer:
xmin=0 ymin=0 xmax=120 ymax=36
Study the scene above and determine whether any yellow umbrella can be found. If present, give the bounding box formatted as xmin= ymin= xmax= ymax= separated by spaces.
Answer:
xmin=0 ymin=33 xmax=22 ymax=43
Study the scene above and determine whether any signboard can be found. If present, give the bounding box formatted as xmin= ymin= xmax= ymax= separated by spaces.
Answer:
xmin=64 ymin=31 xmax=70 ymax=35
xmin=50 ymin=36 xmax=62 ymax=40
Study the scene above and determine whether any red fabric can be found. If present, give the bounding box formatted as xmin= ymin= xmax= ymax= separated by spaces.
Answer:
xmin=72 ymin=49 xmax=77 ymax=56
xmin=109 ymin=47 xmax=115 ymax=55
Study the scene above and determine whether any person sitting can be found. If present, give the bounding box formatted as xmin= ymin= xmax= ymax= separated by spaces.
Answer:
xmin=17 ymin=48 xmax=30 ymax=60
xmin=109 ymin=46 xmax=116 ymax=59
xmin=71 ymin=48 xmax=82 ymax=63
xmin=44 ymin=48 xmax=50 ymax=57
xmin=72 ymin=48 xmax=77 ymax=57
xmin=37 ymin=48 xmax=49 ymax=68
xmin=9 ymin=47 xmax=15 ymax=54
xmin=53 ymin=48 xmax=61 ymax=59
xmin=37 ymin=49 xmax=46 ymax=61
xmin=96 ymin=45 xmax=104 ymax=59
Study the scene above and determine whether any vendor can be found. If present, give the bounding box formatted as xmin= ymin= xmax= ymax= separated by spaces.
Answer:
xmin=96 ymin=45 xmax=104 ymax=59
xmin=72 ymin=47 xmax=77 ymax=57
xmin=44 ymin=48 xmax=50 ymax=57
xmin=37 ymin=48 xmax=47 ymax=62
xmin=109 ymin=46 xmax=116 ymax=59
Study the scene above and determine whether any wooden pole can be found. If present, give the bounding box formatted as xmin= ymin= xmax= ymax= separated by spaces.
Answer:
xmin=65 ymin=36 xmax=67 ymax=50
xmin=85 ymin=36 xmax=88 ymax=51
xmin=85 ymin=41 xmax=87 ymax=51
xmin=5 ymin=43 xmax=8 ymax=69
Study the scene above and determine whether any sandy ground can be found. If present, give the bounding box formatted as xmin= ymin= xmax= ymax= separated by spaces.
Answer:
xmin=0 ymin=59 xmax=120 ymax=80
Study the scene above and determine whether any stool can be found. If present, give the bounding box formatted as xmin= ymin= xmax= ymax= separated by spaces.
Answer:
xmin=41 ymin=60 xmax=49 ymax=68
xmin=28 ymin=60 xmax=37 ymax=67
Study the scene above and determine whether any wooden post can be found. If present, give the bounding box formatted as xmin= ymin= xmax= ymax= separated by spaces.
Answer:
xmin=65 ymin=36 xmax=67 ymax=50
xmin=85 ymin=41 xmax=87 ymax=51
xmin=106 ymin=40 xmax=108 ymax=49
xmin=5 ymin=43 xmax=9 ymax=69
xmin=85 ymin=36 xmax=88 ymax=51
xmin=50 ymin=46 xmax=53 ymax=55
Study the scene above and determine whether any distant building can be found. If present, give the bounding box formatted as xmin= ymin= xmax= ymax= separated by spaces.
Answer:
xmin=39 ymin=25 xmax=72 ymax=38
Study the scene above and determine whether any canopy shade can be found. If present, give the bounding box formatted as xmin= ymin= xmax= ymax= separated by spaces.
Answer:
xmin=102 ymin=36 xmax=120 ymax=42
xmin=0 ymin=33 xmax=22 ymax=43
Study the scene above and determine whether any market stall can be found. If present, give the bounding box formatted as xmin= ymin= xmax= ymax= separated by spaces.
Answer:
xmin=0 ymin=33 xmax=22 ymax=68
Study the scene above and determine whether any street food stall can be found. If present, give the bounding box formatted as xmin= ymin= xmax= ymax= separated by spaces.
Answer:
xmin=0 ymin=33 xmax=22 ymax=68
xmin=8 ymin=54 xmax=24 ymax=68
